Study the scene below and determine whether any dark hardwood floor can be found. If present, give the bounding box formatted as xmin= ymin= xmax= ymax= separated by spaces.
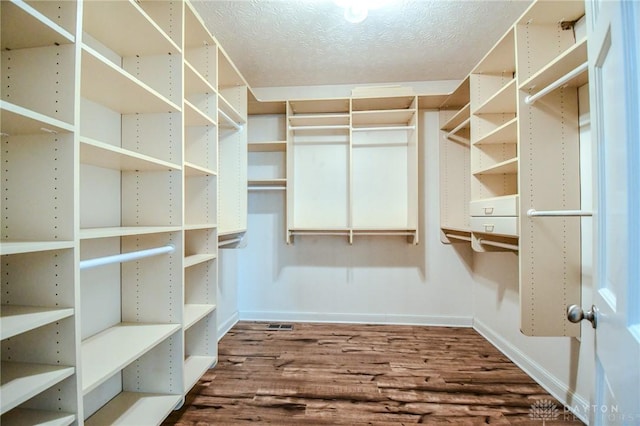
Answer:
xmin=165 ymin=322 xmax=583 ymax=425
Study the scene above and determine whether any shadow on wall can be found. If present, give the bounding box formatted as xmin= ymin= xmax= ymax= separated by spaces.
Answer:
xmin=244 ymin=191 xmax=427 ymax=281
xmin=473 ymin=251 xmax=519 ymax=307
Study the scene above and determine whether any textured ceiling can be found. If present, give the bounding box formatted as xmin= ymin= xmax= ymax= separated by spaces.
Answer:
xmin=192 ymin=0 xmax=532 ymax=88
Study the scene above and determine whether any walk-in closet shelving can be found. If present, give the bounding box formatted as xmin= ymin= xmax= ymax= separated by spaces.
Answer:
xmin=1 ymin=1 xmax=80 ymax=422
xmin=516 ymin=1 xmax=586 ymax=337
xmin=351 ymin=96 xmax=419 ymax=243
xmin=80 ymin=0 xmax=185 ymax=422
xmin=287 ymin=99 xmax=351 ymax=242
xmin=285 ymin=95 xmax=420 ymax=244
xmin=2 ymin=0 xmax=250 ymax=422
xmin=217 ymin=49 xmax=248 ymax=238
xmin=248 ymin=112 xmax=287 ymax=191
xmin=182 ymin=1 xmax=219 ymax=391
xmin=470 ymin=27 xmax=519 ymax=252
xmin=439 ymin=76 xmax=472 ymax=244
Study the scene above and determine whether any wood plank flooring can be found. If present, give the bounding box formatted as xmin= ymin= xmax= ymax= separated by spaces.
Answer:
xmin=164 ymin=322 xmax=583 ymax=425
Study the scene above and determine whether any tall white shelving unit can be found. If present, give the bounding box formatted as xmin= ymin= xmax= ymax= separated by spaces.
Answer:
xmin=286 ymin=95 xmax=419 ymax=244
xmin=1 ymin=0 xmax=248 ymax=423
xmin=437 ymin=0 xmax=588 ymax=336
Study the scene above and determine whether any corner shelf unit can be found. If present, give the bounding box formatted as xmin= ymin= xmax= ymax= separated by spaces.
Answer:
xmin=2 ymin=0 xmax=249 ymax=423
xmin=437 ymin=0 xmax=589 ymax=337
xmin=286 ymin=95 xmax=419 ymax=244
xmin=470 ymin=27 xmax=519 ymax=253
xmin=247 ymin=114 xmax=287 ymax=192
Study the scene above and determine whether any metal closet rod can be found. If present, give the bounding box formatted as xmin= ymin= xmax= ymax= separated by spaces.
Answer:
xmin=446 ymin=118 xmax=470 ymax=140
xmin=219 ymin=237 xmax=242 ymax=247
xmin=80 ymin=245 xmax=175 ymax=270
xmin=218 ymin=109 xmax=242 ymax=131
xmin=527 ymin=208 xmax=593 ymax=217
xmin=478 ymin=239 xmax=519 ymax=251
xmin=445 ymin=233 xmax=472 ymax=242
xmin=524 ymin=62 xmax=588 ymax=105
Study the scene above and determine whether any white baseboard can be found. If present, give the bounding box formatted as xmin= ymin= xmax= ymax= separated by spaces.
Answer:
xmin=473 ymin=318 xmax=590 ymax=424
xmin=238 ymin=311 xmax=473 ymax=327
xmin=217 ymin=311 xmax=239 ymax=341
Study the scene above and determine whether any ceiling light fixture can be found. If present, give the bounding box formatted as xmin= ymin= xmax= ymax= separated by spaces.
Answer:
xmin=335 ymin=0 xmax=390 ymax=24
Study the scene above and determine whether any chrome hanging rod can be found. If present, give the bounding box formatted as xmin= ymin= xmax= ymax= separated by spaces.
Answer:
xmin=477 ymin=239 xmax=519 ymax=251
xmin=527 ymin=208 xmax=593 ymax=217
xmin=218 ymin=109 xmax=243 ymax=131
xmin=524 ymin=62 xmax=588 ymax=105
xmin=80 ymin=245 xmax=175 ymax=270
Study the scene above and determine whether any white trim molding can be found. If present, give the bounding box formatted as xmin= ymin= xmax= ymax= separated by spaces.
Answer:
xmin=473 ymin=318 xmax=590 ymax=424
xmin=239 ymin=311 xmax=473 ymax=327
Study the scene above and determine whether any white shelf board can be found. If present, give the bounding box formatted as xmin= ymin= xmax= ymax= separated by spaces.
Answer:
xmin=184 ymin=61 xmax=216 ymax=96
xmin=184 ymin=224 xmax=217 ymax=231
xmin=79 ymin=226 xmax=182 ymax=240
xmin=184 ymin=355 xmax=216 ymax=391
xmin=520 ymin=38 xmax=588 ymax=92
xmin=518 ymin=1 xmax=585 ymax=25
xmin=288 ymin=114 xmax=349 ymax=127
xmin=474 ymin=117 xmax=518 ymax=145
xmin=83 ymin=0 xmax=180 ymax=57
xmin=0 ymin=362 xmax=74 ymax=414
xmin=80 ymin=137 xmax=181 ymax=171
xmin=0 ymin=240 xmax=74 ymax=256
xmin=473 ymin=157 xmax=519 ymax=175
xmin=248 ymin=178 xmax=286 ymax=187
xmin=441 ymin=103 xmax=471 ymax=132
xmin=185 ymin=2 xmax=214 ymax=48
xmin=184 ymin=254 xmax=217 ymax=268
xmin=184 ymin=304 xmax=216 ymax=330
xmin=474 ymin=79 xmax=517 ymax=115
xmin=248 ymin=141 xmax=287 ymax=152
xmin=81 ymin=46 xmax=180 ymax=114
xmin=0 ymin=101 xmax=74 ymax=135
xmin=1 ymin=408 xmax=75 ymax=426
xmin=289 ymin=99 xmax=349 ymax=115
xmin=1 ymin=305 xmax=74 ymax=340
xmin=184 ymin=101 xmax=216 ymax=127
xmin=84 ymin=392 xmax=182 ymax=426
xmin=351 ymin=109 xmax=415 ymax=126
xmin=473 ymin=27 xmax=515 ymax=74
xmin=184 ymin=162 xmax=217 ymax=176
xmin=1 ymin=0 xmax=74 ymax=50
xmin=81 ymin=322 xmax=181 ymax=394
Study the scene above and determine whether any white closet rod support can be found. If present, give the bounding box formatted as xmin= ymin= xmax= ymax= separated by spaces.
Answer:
xmin=218 ymin=109 xmax=242 ymax=131
xmin=527 ymin=208 xmax=593 ymax=217
xmin=80 ymin=245 xmax=175 ymax=270
xmin=478 ymin=239 xmax=519 ymax=251
xmin=525 ymin=62 xmax=588 ymax=105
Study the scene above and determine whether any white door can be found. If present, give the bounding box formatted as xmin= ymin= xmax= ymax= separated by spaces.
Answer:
xmin=586 ymin=0 xmax=640 ymax=424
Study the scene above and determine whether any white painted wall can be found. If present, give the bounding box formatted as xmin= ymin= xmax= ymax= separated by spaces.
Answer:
xmin=236 ymin=110 xmax=476 ymax=326
xmin=217 ymin=249 xmax=240 ymax=338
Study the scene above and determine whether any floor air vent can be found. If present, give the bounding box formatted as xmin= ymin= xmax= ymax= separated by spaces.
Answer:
xmin=267 ymin=323 xmax=293 ymax=330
